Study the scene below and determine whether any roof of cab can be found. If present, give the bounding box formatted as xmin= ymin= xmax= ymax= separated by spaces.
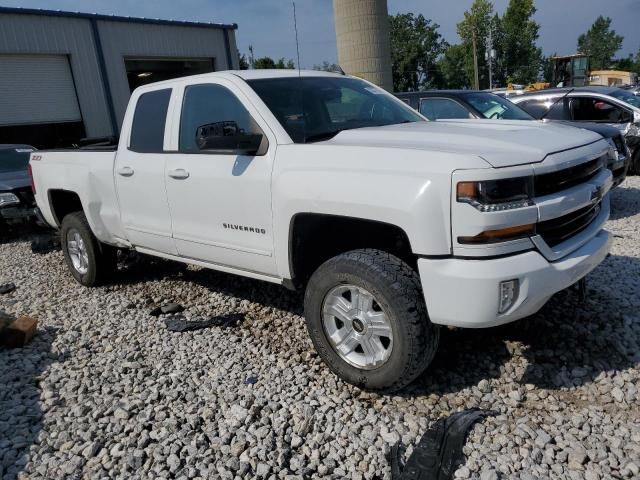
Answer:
xmin=132 ymin=69 xmax=347 ymax=92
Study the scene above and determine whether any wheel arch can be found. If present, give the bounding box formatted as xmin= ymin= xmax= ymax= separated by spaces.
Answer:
xmin=48 ymin=189 xmax=85 ymax=227
xmin=287 ymin=213 xmax=415 ymax=288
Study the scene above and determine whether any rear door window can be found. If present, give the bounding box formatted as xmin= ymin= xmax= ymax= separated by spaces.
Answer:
xmin=129 ymin=89 xmax=171 ymax=153
xmin=570 ymin=97 xmax=633 ymax=123
xmin=419 ymin=98 xmax=471 ymax=120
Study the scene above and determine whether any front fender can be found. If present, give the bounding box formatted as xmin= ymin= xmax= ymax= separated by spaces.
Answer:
xmin=271 ymin=144 xmax=488 ymax=279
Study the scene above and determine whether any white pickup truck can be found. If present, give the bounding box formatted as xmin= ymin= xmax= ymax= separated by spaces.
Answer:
xmin=30 ymin=70 xmax=613 ymax=391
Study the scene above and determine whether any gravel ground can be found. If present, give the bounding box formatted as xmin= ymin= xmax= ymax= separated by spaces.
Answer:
xmin=1 ymin=177 xmax=639 ymax=480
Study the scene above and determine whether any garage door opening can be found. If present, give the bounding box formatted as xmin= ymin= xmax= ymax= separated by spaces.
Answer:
xmin=125 ymin=57 xmax=215 ymax=91
xmin=0 ymin=54 xmax=86 ymax=148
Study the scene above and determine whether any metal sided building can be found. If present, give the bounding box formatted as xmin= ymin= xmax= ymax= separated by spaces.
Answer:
xmin=0 ymin=7 xmax=239 ymax=148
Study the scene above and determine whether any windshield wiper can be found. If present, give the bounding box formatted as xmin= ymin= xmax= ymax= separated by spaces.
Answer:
xmin=540 ymin=88 xmax=574 ymax=121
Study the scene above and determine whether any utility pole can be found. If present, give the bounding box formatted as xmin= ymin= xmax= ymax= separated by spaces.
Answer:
xmin=472 ymin=31 xmax=480 ymax=90
xmin=248 ymin=45 xmax=255 ymax=69
xmin=485 ymin=28 xmax=495 ymax=89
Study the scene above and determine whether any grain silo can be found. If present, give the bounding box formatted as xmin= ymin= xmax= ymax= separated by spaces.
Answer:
xmin=333 ymin=0 xmax=393 ymax=92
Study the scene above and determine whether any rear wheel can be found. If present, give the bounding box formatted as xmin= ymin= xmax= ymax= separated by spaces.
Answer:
xmin=61 ymin=212 xmax=115 ymax=286
xmin=304 ymin=249 xmax=439 ymax=392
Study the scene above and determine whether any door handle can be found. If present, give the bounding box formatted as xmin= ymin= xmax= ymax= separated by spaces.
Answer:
xmin=118 ymin=166 xmax=134 ymax=177
xmin=168 ymin=168 xmax=190 ymax=180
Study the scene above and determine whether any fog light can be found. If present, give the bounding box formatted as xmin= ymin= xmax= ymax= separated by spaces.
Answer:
xmin=499 ymin=279 xmax=519 ymax=314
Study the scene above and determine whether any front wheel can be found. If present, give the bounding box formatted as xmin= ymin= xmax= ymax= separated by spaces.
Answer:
xmin=61 ymin=212 xmax=115 ymax=287
xmin=304 ymin=249 xmax=439 ymax=392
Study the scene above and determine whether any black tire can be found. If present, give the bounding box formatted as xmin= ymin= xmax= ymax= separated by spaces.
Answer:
xmin=0 ymin=217 xmax=8 ymax=243
xmin=631 ymin=149 xmax=640 ymax=176
xmin=304 ymin=249 xmax=439 ymax=392
xmin=60 ymin=212 xmax=116 ymax=287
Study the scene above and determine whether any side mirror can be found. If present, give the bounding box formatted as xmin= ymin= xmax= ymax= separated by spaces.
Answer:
xmin=196 ymin=121 xmax=263 ymax=155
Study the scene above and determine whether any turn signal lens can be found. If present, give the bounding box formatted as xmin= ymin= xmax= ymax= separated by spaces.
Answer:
xmin=456 ymin=181 xmax=477 ymax=199
xmin=458 ymin=223 xmax=535 ymax=244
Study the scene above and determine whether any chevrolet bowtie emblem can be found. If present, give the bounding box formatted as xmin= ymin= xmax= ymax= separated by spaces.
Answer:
xmin=590 ymin=185 xmax=603 ymax=203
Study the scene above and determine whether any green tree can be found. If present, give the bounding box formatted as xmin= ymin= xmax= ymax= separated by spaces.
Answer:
xmin=437 ymin=44 xmax=470 ymax=89
xmin=577 ymin=16 xmax=624 ymax=70
xmin=540 ymin=54 xmax=557 ymax=83
xmin=238 ymin=52 xmax=249 ymax=70
xmin=253 ymin=57 xmax=295 ymax=69
xmin=614 ymin=56 xmax=636 ymax=72
xmin=313 ymin=61 xmax=341 ymax=72
xmin=389 ymin=13 xmax=447 ymax=91
xmin=457 ymin=0 xmax=494 ymax=89
xmin=499 ymin=0 xmax=542 ymax=84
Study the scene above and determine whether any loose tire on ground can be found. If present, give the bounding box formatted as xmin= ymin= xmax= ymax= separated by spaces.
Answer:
xmin=304 ymin=249 xmax=439 ymax=392
xmin=60 ymin=212 xmax=115 ymax=287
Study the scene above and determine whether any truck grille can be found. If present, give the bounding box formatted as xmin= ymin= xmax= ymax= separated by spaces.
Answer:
xmin=537 ymin=201 xmax=602 ymax=247
xmin=534 ymin=157 xmax=602 ymax=197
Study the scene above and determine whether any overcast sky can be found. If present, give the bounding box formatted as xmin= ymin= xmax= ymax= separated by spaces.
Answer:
xmin=1 ymin=0 xmax=638 ymax=68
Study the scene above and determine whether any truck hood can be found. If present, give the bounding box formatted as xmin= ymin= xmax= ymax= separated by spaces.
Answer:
xmin=322 ymin=120 xmax=603 ymax=168
xmin=0 ymin=170 xmax=30 ymax=191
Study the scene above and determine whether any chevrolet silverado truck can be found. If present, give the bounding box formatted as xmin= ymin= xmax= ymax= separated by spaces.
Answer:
xmin=30 ymin=70 xmax=613 ymax=391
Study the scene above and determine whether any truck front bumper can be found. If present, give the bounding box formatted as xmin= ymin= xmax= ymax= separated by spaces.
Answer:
xmin=418 ymin=229 xmax=612 ymax=328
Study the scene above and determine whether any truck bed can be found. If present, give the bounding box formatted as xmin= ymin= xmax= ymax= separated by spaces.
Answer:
xmin=30 ymin=150 xmax=126 ymax=244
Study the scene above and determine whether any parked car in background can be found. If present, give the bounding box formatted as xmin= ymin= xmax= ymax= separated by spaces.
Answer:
xmin=397 ymin=90 xmax=630 ymax=186
xmin=0 ymin=144 xmax=40 ymax=239
xmin=397 ymin=90 xmax=532 ymax=121
xmin=622 ymin=84 xmax=640 ymax=96
xmin=31 ymin=70 xmax=613 ymax=391
xmin=510 ymin=87 xmax=640 ymax=174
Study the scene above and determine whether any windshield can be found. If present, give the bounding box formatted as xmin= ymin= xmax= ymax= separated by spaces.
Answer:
xmin=609 ymin=88 xmax=640 ymax=108
xmin=247 ymin=76 xmax=423 ymax=143
xmin=0 ymin=148 xmax=33 ymax=173
xmin=464 ymin=92 xmax=533 ymax=120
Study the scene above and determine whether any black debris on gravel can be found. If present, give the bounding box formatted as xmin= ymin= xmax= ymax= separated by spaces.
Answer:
xmin=150 ymin=302 xmax=185 ymax=317
xmin=0 ymin=283 xmax=16 ymax=295
xmin=164 ymin=313 xmax=245 ymax=332
xmin=161 ymin=303 xmax=184 ymax=314
xmin=244 ymin=375 xmax=259 ymax=385
xmin=392 ymin=408 xmax=496 ymax=480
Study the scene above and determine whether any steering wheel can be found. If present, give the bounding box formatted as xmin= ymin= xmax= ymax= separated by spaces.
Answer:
xmin=490 ymin=111 xmax=501 ymax=119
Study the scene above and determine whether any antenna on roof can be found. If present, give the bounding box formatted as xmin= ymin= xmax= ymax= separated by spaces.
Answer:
xmin=292 ymin=1 xmax=302 ymax=72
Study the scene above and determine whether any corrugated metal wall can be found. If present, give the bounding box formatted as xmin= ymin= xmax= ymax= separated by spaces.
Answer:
xmin=0 ymin=14 xmax=113 ymax=137
xmin=97 ymin=21 xmax=238 ymax=131
xmin=0 ymin=12 xmax=239 ymax=137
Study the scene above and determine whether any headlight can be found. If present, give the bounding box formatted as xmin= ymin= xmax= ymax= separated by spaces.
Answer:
xmin=457 ymin=177 xmax=534 ymax=212
xmin=0 ymin=192 xmax=20 ymax=208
